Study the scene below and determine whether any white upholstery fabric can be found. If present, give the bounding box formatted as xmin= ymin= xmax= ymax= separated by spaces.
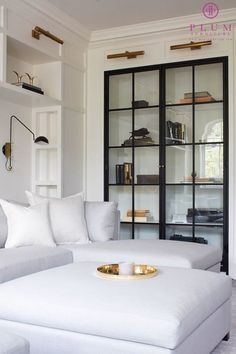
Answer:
xmin=0 ymin=300 xmax=231 ymax=354
xmin=85 ymin=201 xmax=118 ymax=241
xmin=0 ymin=331 xmax=29 ymax=354
xmin=0 ymin=205 xmax=7 ymax=248
xmin=0 ymin=200 xmax=55 ymax=248
xmin=0 ymin=262 xmax=231 ymax=349
xmin=26 ymin=192 xmax=89 ymax=245
xmin=0 ymin=246 xmax=73 ymax=283
xmin=61 ymin=239 xmax=222 ymax=270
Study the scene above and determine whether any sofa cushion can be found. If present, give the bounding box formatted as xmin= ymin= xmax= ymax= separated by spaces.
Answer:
xmin=0 ymin=263 xmax=231 ymax=349
xmin=85 ymin=201 xmax=118 ymax=242
xmin=0 ymin=246 xmax=73 ymax=283
xmin=0 ymin=332 xmax=30 ymax=354
xmin=0 ymin=200 xmax=55 ymax=248
xmin=60 ymin=239 xmax=222 ymax=270
xmin=0 ymin=205 xmax=7 ymax=248
xmin=26 ymin=191 xmax=89 ymax=245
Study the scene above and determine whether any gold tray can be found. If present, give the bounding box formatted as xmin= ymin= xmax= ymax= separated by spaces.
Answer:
xmin=97 ymin=264 xmax=157 ymax=280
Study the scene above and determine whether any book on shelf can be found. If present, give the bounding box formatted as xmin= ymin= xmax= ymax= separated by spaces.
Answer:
xmin=123 ymin=216 xmax=151 ymax=222
xmin=180 ymin=96 xmax=215 ymax=103
xmin=115 ymin=163 xmax=132 ymax=184
xmin=127 ymin=209 xmax=150 ymax=217
xmin=184 ymin=91 xmax=212 ymax=98
xmin=166 ymin=121 xmax=185 ymax=144
xmin=12 ymin=82 xmax=44 ymax=95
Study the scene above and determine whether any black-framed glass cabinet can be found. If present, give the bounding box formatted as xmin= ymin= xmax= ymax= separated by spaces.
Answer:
xmin=104 ymin=57 xmax=228 ymax=272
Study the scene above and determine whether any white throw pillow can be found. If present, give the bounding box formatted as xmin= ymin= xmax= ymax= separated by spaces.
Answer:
xmin=85 ymin=201 xmax=118 ymax=242
xmin=0 ymin=200 xmax=55 ymax=248
xmin=25 ymin=192 xmax=89 ymax=245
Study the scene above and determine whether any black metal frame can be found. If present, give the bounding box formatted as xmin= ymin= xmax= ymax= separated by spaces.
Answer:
xmin=104 ymin=56 xmax=229 ymax=272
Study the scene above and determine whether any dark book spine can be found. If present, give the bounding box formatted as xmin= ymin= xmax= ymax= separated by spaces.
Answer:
xmin=120 ymin=165 xmax=124 ymax=184
xmin=116 ymin=164 xmax=120 ymax=184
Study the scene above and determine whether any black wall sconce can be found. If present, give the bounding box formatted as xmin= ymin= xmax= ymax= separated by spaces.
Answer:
xmin=2 ymin=115 xmax=49 ymax=171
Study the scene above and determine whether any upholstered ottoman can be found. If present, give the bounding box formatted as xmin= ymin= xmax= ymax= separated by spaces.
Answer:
xmin=0 ymin=262 xmax=231 ymax=354
xmin=62 ymin=239 xmax=222 ymax=271
xmin=0 ymin=332 xmax=30 ymax=354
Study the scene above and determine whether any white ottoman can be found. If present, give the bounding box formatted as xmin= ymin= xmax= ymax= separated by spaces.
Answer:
xmin=0 ymin=332 xmax=29 ymax=354
xmin=0 ymin=262 xmax=231 ymax=354
xmin=62 ymin=239 xmax=222 ymax=271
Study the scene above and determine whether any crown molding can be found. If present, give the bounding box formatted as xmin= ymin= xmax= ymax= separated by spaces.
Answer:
xmin=22 ymin=0 xmax=91 ymax=42
xmin=90 ymin=7 xmax=236 ymax=43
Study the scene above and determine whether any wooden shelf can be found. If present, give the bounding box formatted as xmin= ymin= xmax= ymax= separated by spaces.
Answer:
xmin=0 ymin=82 xmax=61 ymax=107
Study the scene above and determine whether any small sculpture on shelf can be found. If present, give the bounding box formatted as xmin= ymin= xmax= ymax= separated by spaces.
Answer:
xmin=122 ymin=127 xmax=154 ymax=146
xmin=11 ymin=71 xmax=44 ymax=95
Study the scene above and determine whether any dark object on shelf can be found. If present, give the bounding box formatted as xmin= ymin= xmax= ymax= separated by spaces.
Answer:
xmin=166 ymin=121 xmax=185 ymax=144
xmin=132 ymin=100 xmax=149 ymax=108
xmin=12 ymin=82 xmax=44 ymax=95
xmin=132 ymin=128 xmax=150 ymax=137
xmin=122 ymin=127 xmax=154 ymax=146
xmin=115 ymin=164 xmax=125 ymax=184
xmin=137 ymin=174 xmax=159 ymax=184
xmin=187 ymin=208 xmax=223 ymax=223
xmin=170 ymin=234 xmax=208 ymax=244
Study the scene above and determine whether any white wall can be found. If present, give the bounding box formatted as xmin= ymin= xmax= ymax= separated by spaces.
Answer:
xmin=0 ymin=100 xmax=31 ymax=202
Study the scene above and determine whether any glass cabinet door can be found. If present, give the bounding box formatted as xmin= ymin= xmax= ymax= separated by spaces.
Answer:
xmin=105 ymin=58 xmax=228 ymax=269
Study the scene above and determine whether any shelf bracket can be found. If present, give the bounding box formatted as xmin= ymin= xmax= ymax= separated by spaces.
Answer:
xmin=32 ymin=26 xmax=64 ymax=45
xmin=170 ymin=40 xmax=212 ymax=51
xmin=107 ymin=50 xmax=145 ymax=60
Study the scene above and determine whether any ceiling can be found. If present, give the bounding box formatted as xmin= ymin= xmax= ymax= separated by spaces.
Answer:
xmin=46 ymin=0 xmax=236 ymax=31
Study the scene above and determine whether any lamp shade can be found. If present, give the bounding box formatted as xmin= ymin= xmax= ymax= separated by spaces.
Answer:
xmin=34 ymin=136 xmax=49 ymax=144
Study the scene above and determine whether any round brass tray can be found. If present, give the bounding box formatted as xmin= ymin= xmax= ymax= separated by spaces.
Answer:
xmin=96 ymin=264 xmax=157 ymax=280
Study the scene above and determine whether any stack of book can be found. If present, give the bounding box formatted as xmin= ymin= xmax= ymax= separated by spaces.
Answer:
xmin=12 ymin=82 xmax=44 ymax=95
xmin=123 ymin=209 xmax=152 ymax=222
xmin=166 ymin=120 xmax=185 ymax=144
xmin=180 ymin=91 xmax=215 ymax=104
xmin=115 ymin=163 xmax=132 ymax=184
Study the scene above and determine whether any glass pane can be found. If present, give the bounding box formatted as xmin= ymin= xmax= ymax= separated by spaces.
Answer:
xmin=194 ymin=185 xmax=223 ymax=225
xmin=120 ymin=224 xmax=132 ymax=240
xmin=166 ymin=146 xmax=192 ymax=183
xmin=166 ymin=66 xmax=192 ymax=104
xmin=109 ymin=186 xmax=132 ymax=224
xmin=134 ymin=147 xmax=159 ymax=185
xmin=109 ymin=74 xmax=132 ymax=109
xmin=134 ymin=186 xmax=159 ymax=223
xmin=166 ymin=225 xmax=193 ymax=241
xmin=195 ymin=226 xmax=223 ymax=248
xmin=166 ymin=185 xmax=192 ymax=224
xmin=166 ymin=105 xmax=192 ymax=144
xmin=134 ymin=108 xmax=159 ymax=144
xmin=195 ymin=144 xmax=223 ymax=183
xmin=109 ymin=110 xmax=132 ymax=147
xmin=195 ymin=63 xmax=223 ymax=101
xmin=195 ymin=103 xmax=223 ymax=143
xmin=109 ymin=148 xmax=132 ymax=184
xmin=134 ymin=224 xmax=159 ymax=240
xmin=134 ymin=70 xmax=159 ymax=106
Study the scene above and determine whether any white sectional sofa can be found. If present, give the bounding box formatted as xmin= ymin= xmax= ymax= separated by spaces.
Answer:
xmin=0 ymin=198 xmax=229 ymax=354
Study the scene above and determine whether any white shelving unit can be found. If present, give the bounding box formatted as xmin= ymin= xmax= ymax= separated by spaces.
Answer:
xmin=0 ymin=2 xmax=87 ymax=199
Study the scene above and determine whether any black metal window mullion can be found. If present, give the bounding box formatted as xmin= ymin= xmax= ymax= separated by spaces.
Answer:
xmin=159 ymin=66 xmax=166 ymax=239
xmin=131 ymin=72 xmax=135 ymax=239
xmin=192 ymin=65 xmax=196 ymax=241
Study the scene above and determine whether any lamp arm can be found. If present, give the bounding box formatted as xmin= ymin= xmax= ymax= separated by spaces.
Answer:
xmin=10 ymin=115 xmax=36 ymax=143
